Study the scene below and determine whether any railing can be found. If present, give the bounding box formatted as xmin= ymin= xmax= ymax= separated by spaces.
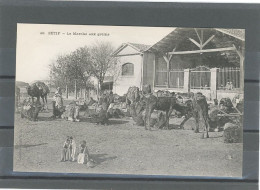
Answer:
xmin=169 ymin=70 xmax=184 ymax=88
xmin=155 ymin=70 xmax=168 ymax=87
xmin=217 ymin=67 xmax=240 ymax=90
xmin=154 ymin=66 xmax=241 ymax=92
xmin=190 ymin=66 xmax=211 ymax=89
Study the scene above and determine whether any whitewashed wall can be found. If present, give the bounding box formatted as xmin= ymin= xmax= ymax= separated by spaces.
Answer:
xmin=113 ymin=54 xmax=143 ymax=96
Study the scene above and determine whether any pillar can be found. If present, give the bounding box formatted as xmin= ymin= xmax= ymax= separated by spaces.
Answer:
xmin=183 ymin=69 xmax=190 ymax=92
xmin=210 ymin=68 xmax=218 ymax=100
xmin=239 ymin=54 xmax=244 ymax=91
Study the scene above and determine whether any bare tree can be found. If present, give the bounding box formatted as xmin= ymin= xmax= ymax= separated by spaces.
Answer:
xmin=89 ymin=41 xmax=119 ymax=96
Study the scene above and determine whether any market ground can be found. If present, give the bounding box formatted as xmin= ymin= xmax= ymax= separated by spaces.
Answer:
xmin=13 ymin=103 xmax=243 ymax=177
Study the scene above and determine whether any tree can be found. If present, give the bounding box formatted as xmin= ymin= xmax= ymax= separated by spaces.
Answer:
xmin=50 ymin=49 xmax=93 ymax=99
xmin=50 ymin=42 xmax=119 ymax=100
xmin=50 ymin=54 xmax=71 ymax=98
xmin=88 ymin=41 xmax=119 ymax=95
xmin=69 ymin=47 xmax=93 ymax=99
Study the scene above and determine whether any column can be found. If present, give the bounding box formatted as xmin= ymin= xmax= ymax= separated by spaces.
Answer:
xmin=210 ymin=68 xmax=218 ymax=100
xmin=183 ymin=69 xmax=190 ymax=92
xmin=153 ymin=55 xmax=156 ymax=90
xmin=239 ymin=53 xmax=244 ymax=91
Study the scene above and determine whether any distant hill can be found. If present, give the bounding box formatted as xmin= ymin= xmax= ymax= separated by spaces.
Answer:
xmin=16 ymin=81 xmax=29 ymax=88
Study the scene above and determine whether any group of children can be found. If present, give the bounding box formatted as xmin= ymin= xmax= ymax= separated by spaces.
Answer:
xmin=61 ymin=136 xmax=90 ymax=164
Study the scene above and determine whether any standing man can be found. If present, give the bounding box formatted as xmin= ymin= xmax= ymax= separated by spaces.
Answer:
xmin=52 ymin=87 xmax=65 ymax=118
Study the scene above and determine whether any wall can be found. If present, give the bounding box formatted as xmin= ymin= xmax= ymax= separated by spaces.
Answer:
xmin=113 ymin=54 xmax=143 ymax=96
xmin=216 ymin=90 xmax=242 ymax=101
xmin=142 ymin=52 xmax=155 ymax=90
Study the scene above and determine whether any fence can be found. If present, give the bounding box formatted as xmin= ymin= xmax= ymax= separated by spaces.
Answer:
xmin=169 ymin=70 xmax=184 ymax=88
xmin=155 ymin=71 xmax=168 ymax=87
xmin=190 ymin=66 xmax=211 ymax=89
xmin=155 ymin=70 xmax=184 ymax=88
xmin=217 ymin=67 xmax=240 ymax=90
xmin=154 ymin=66 xmax=241 ymax=92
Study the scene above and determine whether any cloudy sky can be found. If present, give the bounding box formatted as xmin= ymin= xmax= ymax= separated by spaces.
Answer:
xmin=16 ymin=23 xmax=174 ymax=83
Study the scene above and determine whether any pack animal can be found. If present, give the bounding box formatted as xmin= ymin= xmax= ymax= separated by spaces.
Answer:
xmin=144 ymin=90 xmax=176 ymax=130
xmin=27 ymin=81 xmax=50 ymax=106
xmin=144 ymin=91 xmax=210 ymax=138
xmin=176 ymin=92 xmax=210 ymax=138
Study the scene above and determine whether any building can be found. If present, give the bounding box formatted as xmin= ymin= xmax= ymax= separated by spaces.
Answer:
xmin=112 ymin=42 xmax=151 ymax=95
xmin=144 ymin=28 xmax=245 ymax=100
xmin=113 ymin=28 xmax=245 ymax=100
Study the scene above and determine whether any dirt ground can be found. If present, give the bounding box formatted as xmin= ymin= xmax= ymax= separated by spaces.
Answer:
xmin=13 ymin=103 xmax=243 ymax=177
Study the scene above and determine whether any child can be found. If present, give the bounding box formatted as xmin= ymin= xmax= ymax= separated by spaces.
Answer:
xmin=70 ymin=137 xmax=77 ymax=162
xmin=77 ymin=140 xmax=89 ymax=164
xmin=61 ymin=136 xmax=71 ymax=162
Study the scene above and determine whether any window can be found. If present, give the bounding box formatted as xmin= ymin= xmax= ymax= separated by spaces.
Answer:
xmin=122 ymin=63 xmax=134 ymax=76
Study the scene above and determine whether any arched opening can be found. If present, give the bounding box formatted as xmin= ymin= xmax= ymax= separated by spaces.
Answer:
xmin=122 ymin=63 xmax=134 ymax=76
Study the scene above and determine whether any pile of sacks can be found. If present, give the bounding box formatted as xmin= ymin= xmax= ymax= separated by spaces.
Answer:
xmin=88 ymin=104 xmax=110 ymax=125
xmin=208 ymin=97 xmax=236 ymax=132
xmin=208 ymin=96 xmax=243 ymax=136
xmin=20 ymin=98 xmax=42 ymax=121
xmin=223 ymin=123 xmax=242 ymax=143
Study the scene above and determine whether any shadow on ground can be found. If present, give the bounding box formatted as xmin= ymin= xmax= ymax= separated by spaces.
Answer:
xmin=14 ymin=143 xmax=48 ymax=149
xmin=90 ymin=153 xmax=117 ymax=165
xmin=108 ymin=119 xmax=129 ymax=125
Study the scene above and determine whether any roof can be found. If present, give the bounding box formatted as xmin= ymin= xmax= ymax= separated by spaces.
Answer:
xmin=112 ymin=42 xmax=151 ymax=56
xmin=147 ymin=28 xmax=245 ymax=53
xmin=127 ymin=43 xmax=151 ymax=52
xmin=215 ymin=29 xmax=245 ymax=41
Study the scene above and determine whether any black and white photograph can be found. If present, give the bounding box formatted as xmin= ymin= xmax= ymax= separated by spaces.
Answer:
xmin=14 ymin=23 xmax=244 ymax=177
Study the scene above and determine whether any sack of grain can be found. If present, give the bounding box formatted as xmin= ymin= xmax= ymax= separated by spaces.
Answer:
xmin=223 ymin=123 xmax=242 ymax=143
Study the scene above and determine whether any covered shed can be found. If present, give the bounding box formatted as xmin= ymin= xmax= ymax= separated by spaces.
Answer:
xmin=144 ymin=28 xmax=245 ymax=100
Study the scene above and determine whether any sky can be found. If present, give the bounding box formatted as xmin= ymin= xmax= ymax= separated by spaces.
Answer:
xmin=16 ymin=23 xmax=175 ymax=83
